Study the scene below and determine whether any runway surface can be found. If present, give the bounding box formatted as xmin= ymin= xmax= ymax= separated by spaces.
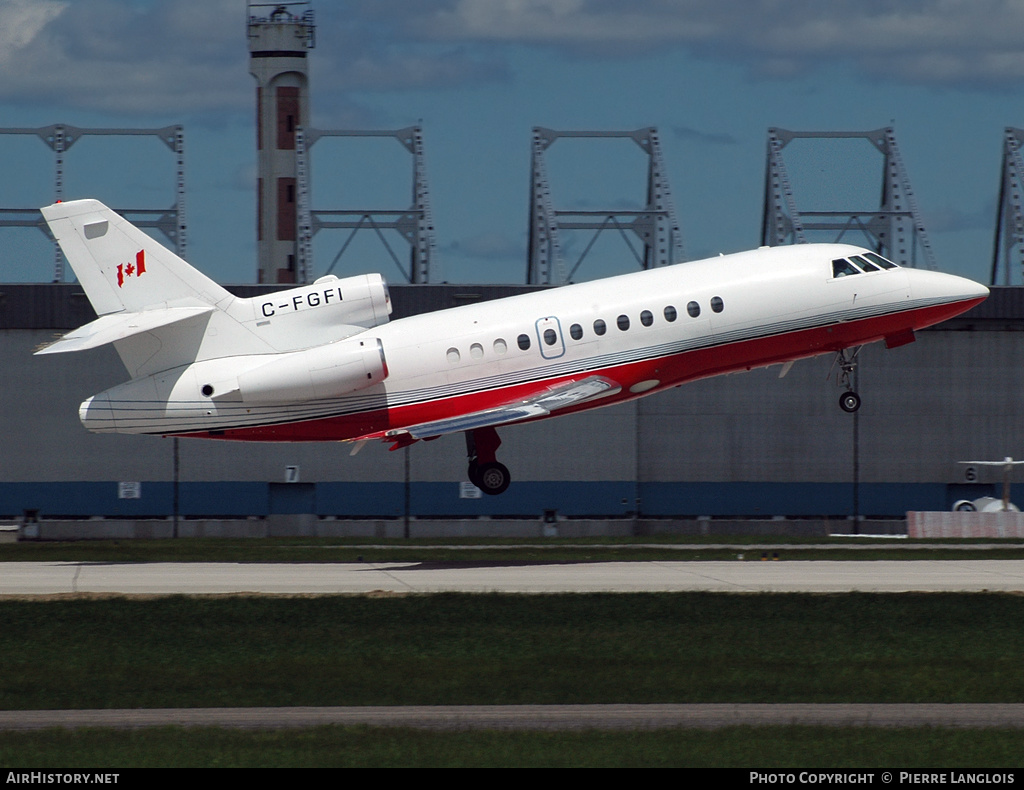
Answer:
xmin=3 ymin=559 xmax=1024 ymax=595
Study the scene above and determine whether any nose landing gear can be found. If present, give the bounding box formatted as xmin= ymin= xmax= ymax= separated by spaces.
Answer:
xmin=839 ymin=390 xmax=862 ymax=413
xmin=831 ymin=346 xmax=862 ymax=413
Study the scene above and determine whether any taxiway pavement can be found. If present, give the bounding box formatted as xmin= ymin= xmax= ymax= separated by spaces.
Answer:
xmin=3 ymin=704 xmax=1024 ymax=731
xmin=3 ymin=559 xmax=1024 ymax=595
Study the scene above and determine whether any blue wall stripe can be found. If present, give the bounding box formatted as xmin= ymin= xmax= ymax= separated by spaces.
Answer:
xmin=0 ymin=481 xmax=996 ymax=520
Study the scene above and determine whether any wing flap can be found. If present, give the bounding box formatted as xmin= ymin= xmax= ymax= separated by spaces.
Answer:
xmin=388 ymin=375 xmax=621 ymax=440
xmin=34 ymin=306 xmax=215 ymax=355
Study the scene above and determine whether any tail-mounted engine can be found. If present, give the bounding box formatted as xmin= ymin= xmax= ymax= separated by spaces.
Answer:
xmin=236 ymin=336 xmax=388 ymax=403
xmin=252 ymin=273 xmax=392 ymax=345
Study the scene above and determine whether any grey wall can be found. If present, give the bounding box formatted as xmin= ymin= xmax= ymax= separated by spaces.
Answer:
xmin=2 ymin=284 xmax=1019 ymax=517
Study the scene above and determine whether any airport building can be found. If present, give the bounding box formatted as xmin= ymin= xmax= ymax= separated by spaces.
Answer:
xmin=2 ymin=2 xmax=1022 ymax=536
xmin=0 ymin=280 xmax=1018 ymax=532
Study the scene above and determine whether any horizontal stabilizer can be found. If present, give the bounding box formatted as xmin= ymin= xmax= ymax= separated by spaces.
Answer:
xmin=34 ymin=306 xmax=214 ymax=355
xmin=389 ymin=375 xmax=620 ymax=440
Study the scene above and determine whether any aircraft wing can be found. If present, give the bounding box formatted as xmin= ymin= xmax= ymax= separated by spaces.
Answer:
xmin=34 ymin=306 xmax=215 ymax=355
xmin=388 ymin=375 xmax=621 ymax=440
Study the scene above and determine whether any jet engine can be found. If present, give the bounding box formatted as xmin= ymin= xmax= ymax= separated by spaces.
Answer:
xmin=253 ymin=273 xmax=392 ymax=333
xmin=78 ymin=336 xmax=389 ymax=434
xmin=234 ymin=337 xmax=388 ymax=403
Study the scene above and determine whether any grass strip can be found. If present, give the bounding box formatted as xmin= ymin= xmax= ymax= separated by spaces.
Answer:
xmin=2 ymin=593 xmax=1024 ymax=709
xmin=1 ymin=725 xmax=1023 ymax=768
xmin=3 ymin=536 xmax=1024 ymax=563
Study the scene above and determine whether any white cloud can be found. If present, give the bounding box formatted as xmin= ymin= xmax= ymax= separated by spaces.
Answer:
xmin=0 ymin=0 xmax=248 ymax=116
xmin=446 ymin=231 xmax=523 ymax=261
xmin=0 ymin=0 xmax=66 ymax=60
xmin=390 ymin=0 xmax=1024 ymax=88
xmin=421 ymin=0 xmax=717 ymax=45
xmin=0 ymin=0 xmax=507 ymax=120
xmin=3 ymin=0 xmax=1024 ymax=123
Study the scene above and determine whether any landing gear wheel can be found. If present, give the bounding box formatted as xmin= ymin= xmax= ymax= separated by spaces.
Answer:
xmin=467 ymin=461 xmax=483 ymax=489
xmin=474 ymin=462 xmax=511 ymax=496
xmin=839 ymin=391 xmax=861 ymax=413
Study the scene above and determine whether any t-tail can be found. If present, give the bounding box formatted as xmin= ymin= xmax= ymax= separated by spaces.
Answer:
xmin=36 ymin=199 xmax=392 ymax=384
xmin=40 ymin=199 xmax=231 ymax=318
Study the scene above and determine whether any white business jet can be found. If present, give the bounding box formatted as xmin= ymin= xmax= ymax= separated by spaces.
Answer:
xmin=37 ymin=199 xmax=988 ymax=495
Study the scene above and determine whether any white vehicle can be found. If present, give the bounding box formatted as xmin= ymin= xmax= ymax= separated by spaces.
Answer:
xmin=38 ymin=199 xmax=988 ymax=495
xmin=956 ymin=457 xmax=1024 ymax=511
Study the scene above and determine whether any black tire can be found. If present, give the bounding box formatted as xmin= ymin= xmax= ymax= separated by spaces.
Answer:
xmin=839 ymin=391 xmax=861 ymax=413
xmin=475 ymin=462 xmax=511 ymax=496
xmin=467 ymin=461 xmax=483 ymax=488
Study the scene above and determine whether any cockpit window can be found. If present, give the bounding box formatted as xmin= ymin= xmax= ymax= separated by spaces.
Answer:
xmin=832 ymin=258 xmax=862 ymax=278
xmin=849 ymin=254 xmax=881 ymax=272
xmin=863 ymin=252 xmax=898 ymax=270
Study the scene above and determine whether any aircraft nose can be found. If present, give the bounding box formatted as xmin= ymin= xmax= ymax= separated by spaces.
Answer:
xmin=909 ymin=269 xmax=989 ymax=305
xmin=954 ymin=274 xmax=990 ymax=301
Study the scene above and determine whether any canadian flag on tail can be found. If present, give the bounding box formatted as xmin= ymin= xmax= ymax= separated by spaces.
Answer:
xmin=117 ymin=250 xmax=146 ymax=288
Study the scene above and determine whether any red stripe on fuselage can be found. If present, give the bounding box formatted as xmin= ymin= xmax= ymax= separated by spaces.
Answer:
xmin=183 ymin=297 xmax=984 ymax=443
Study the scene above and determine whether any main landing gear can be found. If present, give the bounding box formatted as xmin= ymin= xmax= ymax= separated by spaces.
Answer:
xmin=466 ymin=426 xmax=511 ymax=496
xmin=831 ymin=346 xmax=862 ymax=413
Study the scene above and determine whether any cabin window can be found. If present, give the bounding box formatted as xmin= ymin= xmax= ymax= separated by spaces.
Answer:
xmin=594 ymin=319 xmax=607 ymax=336
xmin=517 ymin=334 xmax=531 ymax=351
xmin=832 ymin=258 xmax=862 ymax=278
xmin=664 ymin=305 xmax=677 ymax=322
xmin=470 ymin=343 xmax=484 ymax=360
xmin=569 ymin=323 xmax=583 ymax=340
xmin=543 ymin=328 xmax=557 ymax=346
xmin=493 ymin=338 xmax=507 ymax=355
xmin=640 ymin=310 xmax=653 ymax=327
xmin=446 ymin=347 xmax=460 ymax=364
xmin=687 ymin=301 xmax=700 ymax=318
xmin=710 ymin=296 xmax=724 ymax=313
xmin=617 ymin=314 xmax=630 ymax=331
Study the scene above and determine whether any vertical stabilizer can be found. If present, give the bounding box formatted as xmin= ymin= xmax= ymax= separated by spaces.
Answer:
xmin=41 ymin=199 xmax=230 ymax=315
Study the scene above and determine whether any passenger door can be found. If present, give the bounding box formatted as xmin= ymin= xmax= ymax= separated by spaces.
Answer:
xmin=534 ymin=316 xmax=566 ymax=360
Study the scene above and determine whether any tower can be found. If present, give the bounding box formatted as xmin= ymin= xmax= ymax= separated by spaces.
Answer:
xmin=992 ymin=127 xmax=1024 ymax=285
xmin=248 ymin=2 xmax=316 ymax=283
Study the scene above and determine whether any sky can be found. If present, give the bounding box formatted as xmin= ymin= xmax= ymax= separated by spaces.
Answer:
xmin=1 ymin=0 xmax=1023 ymax=285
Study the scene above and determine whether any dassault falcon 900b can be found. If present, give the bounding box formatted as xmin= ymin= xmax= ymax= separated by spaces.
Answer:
xmin=37 ymin=199 xmax=988 ymax=495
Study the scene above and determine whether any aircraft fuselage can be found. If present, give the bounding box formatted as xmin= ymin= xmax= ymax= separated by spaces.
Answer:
xmin=73 ymin=242 xmax=985 ymax=442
